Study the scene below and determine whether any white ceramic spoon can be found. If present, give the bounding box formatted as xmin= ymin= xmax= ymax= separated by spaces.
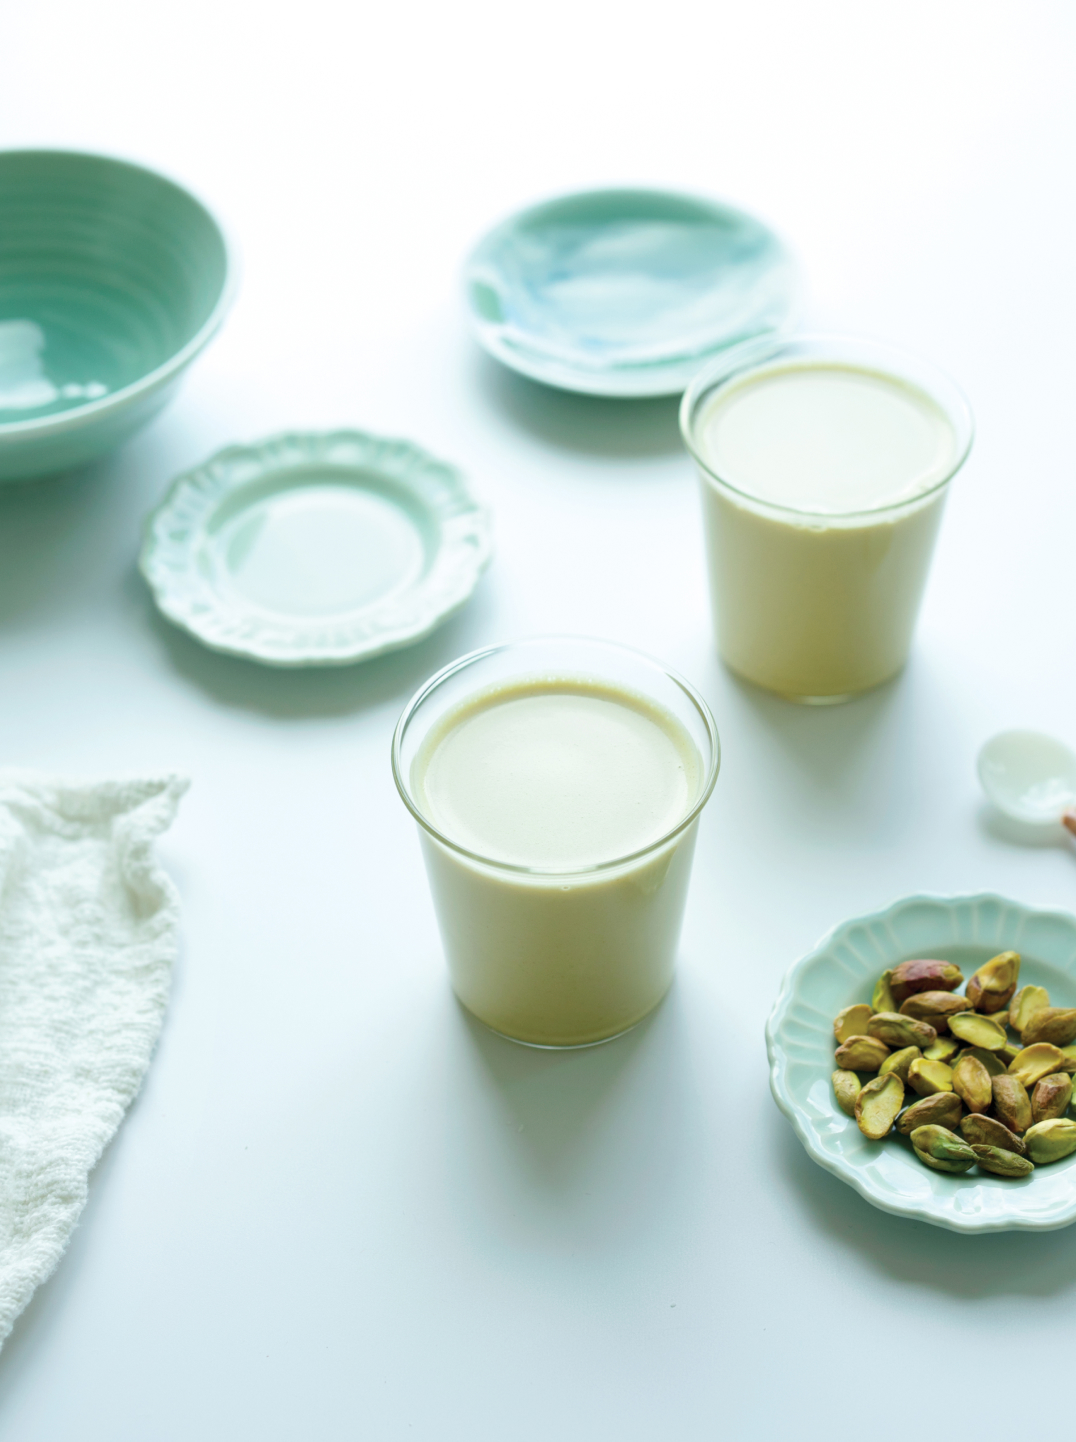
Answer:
xmin=978 ymin=730 xmax=1076 ymax=835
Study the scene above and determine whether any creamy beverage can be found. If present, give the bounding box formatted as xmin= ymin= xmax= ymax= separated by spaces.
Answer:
xmin=681 ymin=342 xmax=972 ymax=701
xmin=394 ymin=642 xmax=718 ymax=1047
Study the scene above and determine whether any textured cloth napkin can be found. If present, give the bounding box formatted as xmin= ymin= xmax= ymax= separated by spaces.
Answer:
xmin=0 ymin=770 xmax=187 ymax=1349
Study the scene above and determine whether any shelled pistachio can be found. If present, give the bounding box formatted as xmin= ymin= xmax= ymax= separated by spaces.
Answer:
xmin=951 ymin=1052 xmax=992 ymax=1114
xmin=879 ymin=1046 xmax=920 ymax=1084
xmin=948 ymin=1012 xmax=1007 ymax=1051
xmin=1008 ymin=1043 xmax=1068 ymax=1091
xmin=1031 ymin=1072 xmax=1073 ymax=1125
xmin=1024 ymin=1118 xmax=1076 ymax=1164
xmin=855 ymin=1073 xmax=905 ymax=1139
xmin=1010 ymin=985 xmax=1050 ymax=1035
xmin=899 ymin=991 xmax=971 ymax=1032
xmin=835 ymin=1035 xmax=890 ymax=1071
xmin=889 ymin=959 xmax=963 ymax=1006
xmin=922 ymin=1036 xmax=960 ymax=1063
xmin=907 ymin=1058 xmax=954 ymax=1096
xmin=896 ymin=1092 xmax=963 ymax=1134
xmin=834 ymin=1003 xmax=874 ymax=1045
xmin=970 ymin=1145 xmax=1034 ymax=1178
xmin=867 ymin=1012 xmax=937 ymax=1050
xmin=832 ymin=1070 xmax=862 ymax=1117
xmin=960 ymin=1113 xmax=1027 ymax=1156
xmin=992 ymin=1074 xmax=1032 ymax=1135
xmin=872 ymin=969 xmax=896 ymax=1014
xmin=965 ymin=952 xmax=1020 ymax=1014
xmin=1021 ymin=1008 xmax=1076 ymax=1047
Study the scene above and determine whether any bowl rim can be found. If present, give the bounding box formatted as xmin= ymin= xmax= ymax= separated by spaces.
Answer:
xmin=766 ymin=889 xmax=1076 ymax=1234
xmin=0 ymin=147 xmax=238 ymax=442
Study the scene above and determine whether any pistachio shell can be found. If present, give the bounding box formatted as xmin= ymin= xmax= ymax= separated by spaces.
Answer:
xmin=895 ymin=1092 xmax=963 ymax=1134
xmin=951 ymin=1052 xmax=992 ymax=1114
xmin=872 ymin=969 xmax=896 ymax=1014
xmin=1009 ymin=1042 xmax=1068 ymax=1090
xmin=832 ymin=1069 xmax=862 ymax=1117
xmin=948 ymin=1013 xmax=1007 ymax=1051
xmin=1024 ymin=1118 xmax=1076 ymax=1164
xmin=954 ymin=1046 xmax=1006 ymax=1077
xmin=855 ymin=1072 xmax=905 ymax=1140
xmin=971 ymin=1145 xmax=1034 ymax=1178
xmin=992 ymin=1074 xmax=1032 ymax=1134
xmin=910 ymin=1124 xmax=976 ymax=1163
xmin=1031 ymin=1072 xmax=1073 ymax=1125
xmin=965 ymin=951 xmax=1020 ymax=1013
xmin=907 ymin=1058 xmax=954 ymax=1096
xmin=879 ymin=1045 xmax=921 ymax=1084
xmin=899 ymin=991 xmax=972 ymax=1034
xmin=1010 ymin=984 xmax=1051 ymax=1034
xmin=834 ymin=1035 xmax=890 ymax=1072
xmin=1021 ymin=1008 xmax=1076 ymax=1047
xmin=889 ymin=958 xmax=964 ymax=1006
xmin=913 ymin=1146 xmax=974 ymax=1174
xmin=960 ymin=1113 xmax=1028 ymax=1156
xmin=867 ymin=1012 xmax=937 ymax=1050
xmin=923 ymin=1036 xmax=960 ymax=1063
xmin=834 ymin=1003 xmax=874 ymax=1045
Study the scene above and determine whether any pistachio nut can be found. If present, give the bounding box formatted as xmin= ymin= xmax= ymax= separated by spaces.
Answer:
xmin=999 ymin=1043 xmax=1022 ymax=1066
xmin=899 ymin=991 xmax=972 ymax=1034
xmin=872 ymin=969 xmax=896 ymax=1014
xmin=895 ymin=1091 xmax=963 ymax=1134
xmin=959 ymin=1113 xmax=1028 ymax=1156
xmin=834 ymin=1035 xmax=890 ymax=1072
xmin=855 ymin=1072 xmax=905 ymax=1140
xmin=965 ymin=951 xmax=1020 ymax=1013
xmin=832 ymin=1069 xmax=862 ymax=1117
xmin=992 ymin=1074 xmax=1032 ymax=1135
xmin=948 ymin=1012 xmax=1007 ymax=1051
xmin=907 ymin=1058 xmax=954 ymax=1096
xmin=992 ymin=1011 xmax=1010 ymax=1031
xmin=923 ymin=1036 xmax=960 ymax=1063
xmin=970 ymin=1145 xmax=1034 ymax=1178
xmin=910 ymin=1124 xmax=976 ymax=1163
xmin=834 ymin=1003 xmax=874 ymax=1045
xmin=1031 ymin=1072 xmax=1074 ymax=1125
xmin=1024 ymin=1118 xmax=1076 ymax=1164
xmin=1010 ymin=984 xmax=1051 ymax=1035
xmin=1058 ymin=1045 xmax=1076 ymax=1075
xmin=954 ymin=1046 xmax=1005 ymax=1077
xmin=867 ymin=1012 xmax=937 ymax=1050
xmin=913 ymin=1146 xmax=975 ymax=1174
xmin=1008 ymin=1042 xmax=1068 ymax=1090
xmin=951 ymin=1052 xmax=992 ymax=1114
xmin=889 ymin=958 xmax=964 ymax=1005
xmin=1021 ymin=1007 xmax=1076 ymax=1048
xmin=879 ymin=1045 xmax=921 ymax=1084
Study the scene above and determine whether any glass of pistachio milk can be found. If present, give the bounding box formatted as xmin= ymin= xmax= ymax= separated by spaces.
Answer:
xmin=680 ymin=335 xmax=974 ymax=703
xmin=392 ymin=638 xmax=720 ymax=1047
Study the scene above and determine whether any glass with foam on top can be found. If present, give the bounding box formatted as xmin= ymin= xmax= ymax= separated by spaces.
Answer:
xmin=680 ymin=335 xmax=974 ymax=703
xmin=392 ymin=638 xmax=719 ymax=1047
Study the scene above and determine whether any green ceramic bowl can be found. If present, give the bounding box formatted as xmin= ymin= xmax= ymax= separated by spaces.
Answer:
xmin=0 ymin=150 xmax=234 ymax=482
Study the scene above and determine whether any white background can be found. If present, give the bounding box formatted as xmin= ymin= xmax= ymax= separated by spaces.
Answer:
xmin=2 ymin=3 xmax=1076 ymax=1437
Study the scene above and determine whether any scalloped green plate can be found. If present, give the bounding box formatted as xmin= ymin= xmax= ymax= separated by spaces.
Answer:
xmin=767 ymin=892 xmax=1076 ymax=1233
xmin=140 ymin=431 xmax=492 ymax=667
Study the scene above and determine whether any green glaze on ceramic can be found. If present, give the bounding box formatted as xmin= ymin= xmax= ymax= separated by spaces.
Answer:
xmin=0 ymin=150 xmax=233 ymax=482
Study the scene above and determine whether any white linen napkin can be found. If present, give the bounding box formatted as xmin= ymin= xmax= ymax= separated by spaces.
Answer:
xmin=0 ymin=770 xmax=187 ymax=1349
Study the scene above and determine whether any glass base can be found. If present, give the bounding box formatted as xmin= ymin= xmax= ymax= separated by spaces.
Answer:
xmin=456 ymin=992 xmax=663 ymax=1049
xmin=723 ymin=657 xmax=904 ymax=707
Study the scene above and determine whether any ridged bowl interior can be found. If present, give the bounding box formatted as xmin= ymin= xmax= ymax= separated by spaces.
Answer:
xmin=0 ymin=151 xmax=229 ymax=426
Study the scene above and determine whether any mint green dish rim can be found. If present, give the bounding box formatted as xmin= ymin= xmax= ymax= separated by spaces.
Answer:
xmin=0 ymin=149 xmax=238 ymax=442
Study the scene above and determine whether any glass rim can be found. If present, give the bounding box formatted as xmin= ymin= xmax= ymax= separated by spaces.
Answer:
xmin=679 ymin=331 xmax=975 ymax=522
xmin=391 ymin=635 xmax=721 ymax=878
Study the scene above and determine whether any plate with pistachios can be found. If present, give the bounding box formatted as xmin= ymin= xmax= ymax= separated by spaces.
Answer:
xmin=766 ymin=892 xmax=1076 ymax=1232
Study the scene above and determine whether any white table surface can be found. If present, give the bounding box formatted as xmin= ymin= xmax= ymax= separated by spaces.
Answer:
xmin=3 ymin=3 xmax=1076 ymax=1437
